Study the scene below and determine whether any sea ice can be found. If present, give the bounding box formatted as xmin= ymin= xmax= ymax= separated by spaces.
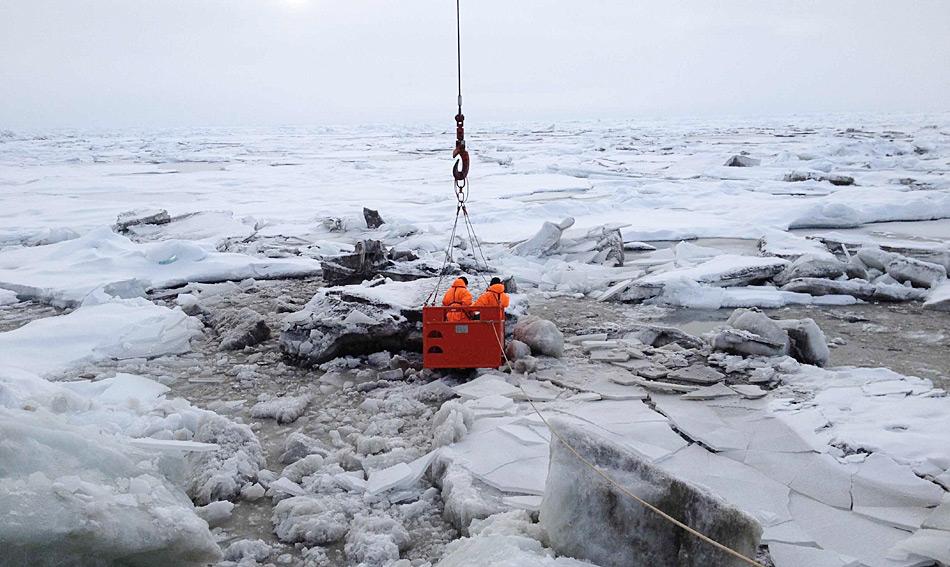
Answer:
xmin=0 ymin=297 xmax=201 ymax=376
xmin=0 ymin=227 xmax=321 ymax=306
xmin=541 ymin=419 xmax=761 ymax=567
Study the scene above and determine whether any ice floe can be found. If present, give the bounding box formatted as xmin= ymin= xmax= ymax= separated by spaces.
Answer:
xmin=0 ymin=227 xmax=321 ymax=306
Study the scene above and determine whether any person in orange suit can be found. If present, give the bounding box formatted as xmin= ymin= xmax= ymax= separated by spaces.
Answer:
xmin=442 ymin=276 xmax=473 ymax=321
xmin=473 ymin=277 xmax=510 ymax=312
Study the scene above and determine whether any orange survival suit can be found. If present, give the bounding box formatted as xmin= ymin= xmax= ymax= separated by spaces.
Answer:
xmin=473 ymin=282 xmax=510 ymax=309
xmin=442 ymin=278 xmax=473 ymax=321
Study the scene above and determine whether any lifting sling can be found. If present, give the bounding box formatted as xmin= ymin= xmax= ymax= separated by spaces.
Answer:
xmin=422 ymin=0 xmax=504 ymax=370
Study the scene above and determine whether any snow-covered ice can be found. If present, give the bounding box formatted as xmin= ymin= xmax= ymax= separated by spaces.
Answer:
xmin=0 ymin=297 xmax=201 ymax=376
xmin=0 ymin=227 xmax=320 ymax=306
xmin=2 ymin=116 xmax=949 ymax=565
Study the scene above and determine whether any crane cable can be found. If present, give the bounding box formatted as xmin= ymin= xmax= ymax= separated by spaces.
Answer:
xmin=427 ymin=0 xmax=474 ymax=305
xmin=451 ymin=0 xmax=470 ymax=190
xmin=428 ymin=7 xmax=762 ymax=563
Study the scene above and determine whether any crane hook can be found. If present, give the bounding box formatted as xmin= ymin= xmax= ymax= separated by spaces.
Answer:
xmin=452 ymin=111 xmax=470 ymax=183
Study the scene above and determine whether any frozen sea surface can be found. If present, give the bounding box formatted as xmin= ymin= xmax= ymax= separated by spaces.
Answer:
xmin=2 ymin=115 xmax=949 ymax=249
xmin=1 ymin=115 xmax=949 ymax=566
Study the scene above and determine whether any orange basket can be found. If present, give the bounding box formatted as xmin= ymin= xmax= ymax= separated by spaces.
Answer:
xmin=422 ymin=306 xmax=505 ymax=369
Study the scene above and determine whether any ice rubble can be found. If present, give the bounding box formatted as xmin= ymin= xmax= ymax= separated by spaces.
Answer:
xmin=512 ymin=217 xmax=625 ymax=267
xmin=259 ymin=378 xmax=460 ymax=565
xmin=250 ymin=393 xmax=313 ymax=424
xmin=0 ymin=412 xmax=221 ymax=566
xmin=598 ymin=235 xmax=948 ymax=309
xmin=113 ymin=208 xmax=172 ymax=232
xmin=0 ymin=227 xmax=321 ymax=306
xmin=439 ymin=510 xmax=598 ymax=567
xmin=0 ymin=298 xmax=265 ymax=563
xmin=3 ymin=118 xmax=950 ymax=565
xmin=709 ymin=308 xmax=829 ymax=367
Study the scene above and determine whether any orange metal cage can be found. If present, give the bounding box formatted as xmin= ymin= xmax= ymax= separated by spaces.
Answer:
xmin=422 ymin=306 xmax=505 ymax=369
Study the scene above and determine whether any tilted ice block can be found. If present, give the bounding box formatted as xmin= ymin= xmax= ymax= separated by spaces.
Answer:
xmin=540 ymin=418 xmax=761 ymax=567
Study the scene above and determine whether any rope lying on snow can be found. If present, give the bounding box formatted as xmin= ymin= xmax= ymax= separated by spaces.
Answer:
xmin=488 ymin=324 xmax=765 ymax=567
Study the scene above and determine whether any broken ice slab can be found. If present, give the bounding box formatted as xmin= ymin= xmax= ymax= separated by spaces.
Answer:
xmin=853 ymin=506 xmax=931 ymax=531
xmin=565 ymin=333 xmax=609 ymax=344
xmin=451 ymin=427 xmax=549 ymax=477
xmin=552 ymin=400 xmax=669 ymax=426
xmin=724 ymin=154 xmax=761 ymax=167
xmin=739 ymin=450 xmax=853 ymax=510
xmin=512 ymin=217 xmax=573 ymax=256
xmin=667 ymin=365 xmax=725 ymax=385
xmin=463 ymin=394 xmax=515 ymax=415
xmin=923 ymin=281 xmax=950 ymax=312
xmin=479 ymin=456 xmax=549 ymax=495
xmin=816 ymin=231 xmax=949 ymax=258
xmin=114 ymin=208 xmax=171 ymax=232
xmin=639 ymin=254 xmax=789 ymax=288
xmin=565 ymin=392 xmax=602 ymax=402
xmin=366 ymin=462 xmax=413 ymax=495
xmin=547 ymin=406 xmax=686 ymax=462
xmin=761 ymin=521 xmax=817 ymax=546
xmin=509 ymin=379 xmax=562 ymax=402
xmin=589 ymin=350 xmax=630 ymax=363
xmin=268 ymin=477 xmax=307 ymax=497
xmin=607 ymin=371 xmax=644 ymax=386
xmin=852 ymin=453 xmax=945 ymax=509
xmin=540 ymin=363 xmax=648 ymax=400
xmin=652 ymin=395 xmax=750 ymax=452
xmin=887 ymin=529 xmax=950 ymax=566
xmin=680 ymin=382 xmax=737 ymax=401
xmin=128 ymin=438 xmax=218 ymax=453
xmin=730 ymin=384 xmax=768 ymax=399
xmin=595 ymin=278 xmax=633 ymax=302
xmin=743 ymin=416 xmax=819 ymax=453
xmin=452 ymin=374 xmax=521 ymax=400
xmin=582 ymin=377 xmax=649 ymax=400
xmin=445 ymin=426 xmax=550 ymax=496
xmin=636 ymin=365 xmax=670 ymax=380
xmin=768 ymin=542 xmax=860 ymax=567
xmin=59 ymin=372 xmax=171 ymax=403
xmin=404 ymin=450 xmax=439 ymax=485
xmin=498 ymin=422 xmax=549 ymax=446
xmin=623 ymin=240 xmax=657 ymax=252
xmin=619 ymin=375 xmax=698 ymax=394
xmin=579 ymin=339 xmax=621 ymax=352
xmin=788 ymin=492 xmax=931 ymax=567
xmin=333 ymin=473 xmax=367 ymax=493
xmin=936 ymin=470 xmax=950 ymax=491
xmin=609 ymin=358 xmax=656 ymax=372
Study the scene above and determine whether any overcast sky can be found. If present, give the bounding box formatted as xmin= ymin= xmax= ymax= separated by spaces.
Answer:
xmin=1 ymin=0 xmax=949 ymax=129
